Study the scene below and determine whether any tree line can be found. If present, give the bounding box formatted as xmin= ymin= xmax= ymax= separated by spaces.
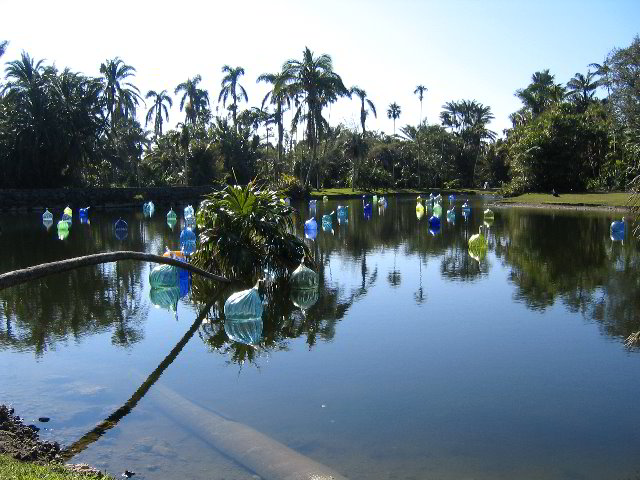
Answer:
xmin=0 ymin=38 xmax=638 ymax=193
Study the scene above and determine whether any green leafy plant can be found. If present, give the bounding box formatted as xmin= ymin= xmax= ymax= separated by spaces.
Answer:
xmin=193 ymin=180 xmax=312 ymax=280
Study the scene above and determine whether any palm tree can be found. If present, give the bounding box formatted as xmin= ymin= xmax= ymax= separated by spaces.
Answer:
xmin=145 ymin=89 xmax=173 ymax=137
xmin=566 ymin=71 xmax=598 ymax=110
xmin=257 ymin=71 xmax=290 ymax=168
xmin=99 ymin=57 xmax=142 ymax=124
xmin=343 ymin=131 xmax=368 ymax=191
xmin=218 ymin=65 xmax=248 ymax=131
xmin=174 ymin=75 xmax=209 ymax=125
xmin=387 ymin=102 xmax=401 ymax=137
xmin=589 ymin=61 xmax=612 ymax=99
xmin=350 ymin=86 xmax=376 ymax=135
xmin=414 ymin=85 xmax=428 ymax=124
xmin=281 ymin=47 xmax=348 ymax=187
xmin=0 ymin=40 xmax=8 ymax=59
xmin=515 ymin=69 xmax=565 ymax=118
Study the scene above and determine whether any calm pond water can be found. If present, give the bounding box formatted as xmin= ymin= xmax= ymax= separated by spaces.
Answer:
xmin=1 ymin=196 xmax=639 ymax=480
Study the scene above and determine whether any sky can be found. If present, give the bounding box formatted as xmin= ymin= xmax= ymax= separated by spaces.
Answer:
xmin=1 ymin=0 xmax=639 ymax=137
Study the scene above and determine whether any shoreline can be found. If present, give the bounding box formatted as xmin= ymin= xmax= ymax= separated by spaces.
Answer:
xmin=490 ymin=201 xmax=632 ymax=212
xmin=0 ymin=405 xmax=109 ymax=479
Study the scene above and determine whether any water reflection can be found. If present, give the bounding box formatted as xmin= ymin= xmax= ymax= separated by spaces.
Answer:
xmin=1 ymin=198 xmax=639 ymax=358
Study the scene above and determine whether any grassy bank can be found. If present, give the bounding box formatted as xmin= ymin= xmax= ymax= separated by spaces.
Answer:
xmin=310 ymin=187 xmax=498 ymax=199
xmin=497 ymin=192 xmax=634 ymax=208
xmin=0 ymin=455 xmax=110 ymax=479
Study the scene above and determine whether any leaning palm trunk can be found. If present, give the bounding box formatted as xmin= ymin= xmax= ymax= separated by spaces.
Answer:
xmin=0 ymin=251 xmax=229 ymax=291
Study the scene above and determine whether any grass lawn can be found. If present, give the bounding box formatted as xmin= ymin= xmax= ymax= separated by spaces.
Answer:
xmin=498 ymin=192 xmax=634 ymax=208
xmin=311 ymin=187 xmax=497 ymax=198
xmin=0 ymin=455 xmax=111 ymax=480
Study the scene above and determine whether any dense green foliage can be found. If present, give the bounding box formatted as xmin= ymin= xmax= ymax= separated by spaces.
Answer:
xmin=192 ymin=181 xmax=311 ymax=279
xmin=0 ymin=38 xmax=638 ymax=193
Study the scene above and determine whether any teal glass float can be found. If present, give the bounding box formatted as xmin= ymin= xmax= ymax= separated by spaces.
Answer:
xmin=167 ymin=209 xmax=177 ymax=229
xmin=180 ymin=227 xmax=197 ymax=255
xmin=224 ymin=284 xmax=263 ymax=320
xmin=150 ymin=264 xmax=179 ymax=288
xmin=143 ymin=201 xmax=155 ymax=217
xmin=322 ymin=214 xmax=332 ymax=230
xmin=337 ymin=205 xmax=348 ymax=220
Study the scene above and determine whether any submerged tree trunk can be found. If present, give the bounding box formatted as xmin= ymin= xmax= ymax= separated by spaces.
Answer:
xmin=0 ymin=251 xmax=229 ymax=291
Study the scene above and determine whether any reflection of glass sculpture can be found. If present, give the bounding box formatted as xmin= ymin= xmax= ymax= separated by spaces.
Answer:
xmin=304 ymin=218 xmax=317 ymax=239
xmin=224 ymin=317 xmax=263 ymax=345
xmin=57 ymin=219 xmax=69 ymax=232
xmin=184 ymin=204 xmax=195 ymax=218
xmin=309 ymin=199 xmax=317 ymax=213
xmin=483 ymin=208 xmax=494 ymax=220
xmin=337 ymin=205 xmax=348 ymax=220
xmin=114 ymin=218 xmax=128 ymax=240
xmin=62 ymin=213 xmax=72 ymax=225
xmin=180 ymin=227 xmax=197 ymax=255
xmin=167 ymin=209 xmax=177 ymax=229
xmin=433 ymin=203 xmax=442 ymax=218
xmin=416 ymin=207 xmax=424 ymax=220
xmin=57 ymin=228 xmax=69 ymax=241
xmin=429 ymin=215 xmax=440 ymax=228
xmin=364 ymin=203 xmax=372 ymax=219
xmin=447 ymin=208 xmax=455 ymax=223
xmin=448 ymin=194 xmax=456 ymax=202
xmin=290 ymin=287 xmax=319 ymax=310
xmin=610 ymin=218 xmax=625 ymax=239
xmin=462 ymin=201 xmax=471 ymax=213
xmin=150 ymin=285 xmax=180 ymax=312
xmin=323 ymin=195 xmax=329 ymax=203
xmin=322 ymin=214 xmax=332 ymax=230
xmin=143 ymin=201 xmax=155 ymax=217
xmin=468 ymin=226 xmax=487 ymax=261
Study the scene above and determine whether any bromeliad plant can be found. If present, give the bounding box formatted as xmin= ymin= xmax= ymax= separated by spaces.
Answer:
xmin=193 ymin=180 xmax=312 ymax=280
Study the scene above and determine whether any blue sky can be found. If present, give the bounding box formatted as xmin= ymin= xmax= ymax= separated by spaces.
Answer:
xmin=1 ymin=0 xmax=638 ymax=136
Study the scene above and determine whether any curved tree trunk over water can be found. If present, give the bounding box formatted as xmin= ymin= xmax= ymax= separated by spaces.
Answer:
xmin=0 ymin=251 xmax=229 ymax=291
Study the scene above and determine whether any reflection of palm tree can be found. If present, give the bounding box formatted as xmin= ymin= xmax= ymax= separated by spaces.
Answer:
xmin=387 ymin=247 xmax=401 ymax=288
xmin=414 ymin=257 xmax=426 ymax=304
xmin=61 ymin=302 xmax=214 ymax=460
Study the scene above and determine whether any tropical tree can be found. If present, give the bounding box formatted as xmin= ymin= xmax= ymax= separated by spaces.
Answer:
xmin=343 ymin=130 xmax=369 ymax=190
xmin=515 ymin=70 xmax=565 ymax=119
xmin=414 ymin=85 xmax=428 ymax=124
xmin=281 ymin=47 xmax=348 ymax=186
xmin=99 ymin=57 xmax=142 ymax=125
xmin=0 ymin=40 xmax=7 ymax=59
xmin=218 ymin=65 xmax=248 ymax=131
xmin=350 ymin=86 xmax=376 ymax=135
xmin=566 ymin=71 xmax=598 ymax=111
xmin=387 ymin=102 xmax=401 ymax=137
xmin=440 ymin=99 xmax=495 ymax=185
xmin=257 ymin=71 xmax=290 ymax=168
xmin=145 ymin=89 xmax=173 ymax=137
xmin=174 ymin=75 xmax=209 ymax=125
